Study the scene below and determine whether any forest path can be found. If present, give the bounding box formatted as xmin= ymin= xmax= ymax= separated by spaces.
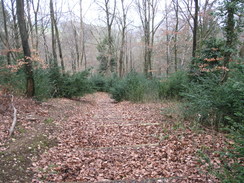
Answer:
xmin=32 ymin=92 xmax=222 ymax=182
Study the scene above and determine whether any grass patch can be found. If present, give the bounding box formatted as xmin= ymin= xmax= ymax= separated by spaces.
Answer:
xmin=43 ymin=118 xmax=54 ymax=124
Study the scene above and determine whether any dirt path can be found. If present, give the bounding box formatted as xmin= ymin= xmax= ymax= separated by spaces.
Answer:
xmin=0 ymin=93 xmax=225 ymax=182
xmin=31 ymin=93 xmax=224 ymax=183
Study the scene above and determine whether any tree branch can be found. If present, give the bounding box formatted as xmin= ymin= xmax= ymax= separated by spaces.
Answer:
xmin=9 ymin=95 xmax=17 ymax=137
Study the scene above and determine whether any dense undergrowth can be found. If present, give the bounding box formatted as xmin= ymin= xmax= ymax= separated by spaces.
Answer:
xmin=0 ymin=57 xmax=243 ymax=183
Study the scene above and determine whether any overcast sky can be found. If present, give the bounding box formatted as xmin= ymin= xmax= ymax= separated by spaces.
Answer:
xmin=61 ymin=0 xmax=166 ymax=27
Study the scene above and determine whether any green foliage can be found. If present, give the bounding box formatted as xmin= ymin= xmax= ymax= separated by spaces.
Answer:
xmin=216 ymin=123 xmax=244 ymax=183
xmin=183 ymin=63 xmax=244 ymax=128
xmin=109 ymin=72 xmax=159 ymax=102
xmin=33 ymin=68 xmax=52 ymax=100
xmin=190 ymin=38 xmax=227 ymax=81
xmin=89 ymin=73 xmax=119 ymax=92
xmin=97 ymin=36 xmax=117 ymax=73
xmin=48 ymin=67 xmax=93 ymax=98
xmin=89 ymin=74 xmax=108 ymax=92
xmin=184 ymin=33 xmax=244 ymax=127
xmin=0 ymin=64 xmax=93 ymax=100
xmin=199 ymin=122 xmax=244 ymax=183
xmin=218 ymin=0 xmax=244 ymax=37
xmin=0 ymin=66 xmax=26 ymax=94
xmin=158 ymin=71 xmax=188 ymax=99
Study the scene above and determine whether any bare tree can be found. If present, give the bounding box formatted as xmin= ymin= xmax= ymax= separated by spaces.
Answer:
xmin=79 ymin=0 xmax=87 ymax=70
xmin=50 ymin=0 xmax=58 ymax=67
xmin=97 ymin=0 xmax=117 ymax=74
xmin=173 ymin=0 xmax=179 ymax=72
xmin=16 ymin=0 xmax=35 ymax=97
xmin=10 ymin=0 xmax=20 ymax=49
xmin=40 ymin=17 xmax=49 ymax=64
xmin=54 ymin=15 xmax=65 ymax=72
xmin=136 ymin=0 xmax=164 ymax=77
xmin=177 ymin=0 xmax=199 ymax=60
xmin=49 ymin=0 xmax=65 ymax=72
xmin=118 ymin=0 xmax=130 ymax=77
xmin=198 ymin=0 xmax=219 ymax=47
xmin=192 ymin=0 xmax=198 ymax=58
xmin=31 ymin=0 xmax=41 ymax=52
xmin=26 ymin=0 xmax=34 ymax=48
xmin=165 ymin=1 xmax=171 ymax=76
xmin=1 ymin=0 xmax=11 ymax=64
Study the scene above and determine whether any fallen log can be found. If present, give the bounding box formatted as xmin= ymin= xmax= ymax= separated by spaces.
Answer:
xmin=9 ymin=95 xmax=17 ymax=136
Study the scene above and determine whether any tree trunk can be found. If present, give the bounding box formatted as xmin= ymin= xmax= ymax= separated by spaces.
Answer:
xmin=165 ymin=1 xmax=170 ymax=77
xmin=31 ymin=0 xmax=40 ymax=52
xmin=1 ymin=0 xmax=11 ymax=65
xmin=118 ymin=0 xmax=127 ymax=77
xmin=26 ymin=0 xmax=34 ymax=48
xmin=192 ymin=0 xmax=198 ymax=59
xmin=54 ymin=20 xmax=65 ymax=73
xmin=73 ymin=26 xmax=79 ymax=72
xmin=173 ymin=0 xmax=179 ymax=72
xmin=222 ymin=0 xmax=236 ymax=83
xmin=11 ymin=0 xmax=21 ymax=49
xmin=41 ymin=19 xmax=49 ymax=64
xmin=50 ymin=0 xmax=58 ymax=67
xmin=16 ymin=0 xmax=35 ymax=97
xmin=137 ymin=0 xmax=161 ymax=78
xmin=80 ymin=0 xmax=86 ymax=69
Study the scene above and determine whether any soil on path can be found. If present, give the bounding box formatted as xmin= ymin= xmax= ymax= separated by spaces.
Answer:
xmin=32 ymin=93 xmax=225 ymax=182
xmin=0 ymin=93 xmax=226 ymax=183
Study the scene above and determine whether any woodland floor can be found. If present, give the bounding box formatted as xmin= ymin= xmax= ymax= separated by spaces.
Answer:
xmin=0 ymin=92 xmax=228 ymax=183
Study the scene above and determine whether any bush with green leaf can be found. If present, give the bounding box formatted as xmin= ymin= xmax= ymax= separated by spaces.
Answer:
xmin=89 ymin=73 xmax=119 ymax=92
xmin=182 ymin=63 xmax=244 ymax=128
xmin=33 ymin=68 xmax=53 ymax=101
xmin=216 ymin=123 xmax=244 ymax=183
xmin=0 ymin=66 xmax=26 ymax=94
xmin=55 ymin=70 xmax=93 ymax=98
xmin=110 ymin=72 xmax=159 ymax=102
xmin=89 ymin=74 xmax=108 ymax=92
xmin=158 ymin=71 xmax=188 ymax=99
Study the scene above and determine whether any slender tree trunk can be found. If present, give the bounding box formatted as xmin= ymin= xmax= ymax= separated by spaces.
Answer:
xmin=54 ymin=20 xmax=65 ymax=73
xmin=1 ymin=0 xmax=11 ymax=65
xmin=31 ymin=0 xmax=40 ymax=52
xmin=137 ymin=0 xmax=160 ymax=78
xmin=16 ymin=0 xmax=35 ymax=97
xmin=11 ymin=0 xmax=21 ymax=49
xmin=40 ymin=19 xmax=49 ymax=64
xmin=173 ymin=0 xmax=179 ymax=72
xmin=129 ymin=36 xmax=133 ymax=72
xmin=50 ymin=0 xmax=58 ymax=67
xmin=165 ymin=1 xmax=170 ymax=77
xmin=118 ymin=0 xmax=127 ymax=77
xmin=192 ymin=0 xmax=198 ymax=59
xmin=26 ymin=0 xmax=34 ymax=48
xmin=222 ymin=0 xmax=236 ymax=83
xmin=83 ymin=41 xmax=87 ymax=70
xmin=73 ymin=26 xmax=79 ymax=72
xmin=79 ymin=0 xmax=84 ymax=69
xmin=119 ymin=34 xmax=125 ymax=77
xmin=105 ymin=0 xmax=116 ymax=74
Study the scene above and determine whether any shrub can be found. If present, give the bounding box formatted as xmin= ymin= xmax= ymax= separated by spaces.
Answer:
xmin=110 ymin=72 xmax=159 ymax=102
xmin=158 ymin=71 xmax=188 ymax=99
xmin=33 ymin=68 xmax=52 ymax=101
xmin=0 ymin=66 xmax=26 ymax=95
xmin=182 ymin=63 xmax=244 ymax=128
xmin=217 ymin=123 xmax=244 ymax=183
xmin=56 ymin=71 xmax=93 ymax=98
xmin=89 ymin=73 xmax=119 ymax=92
xmin=89 ymin=74 xmax=108 ymax=92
